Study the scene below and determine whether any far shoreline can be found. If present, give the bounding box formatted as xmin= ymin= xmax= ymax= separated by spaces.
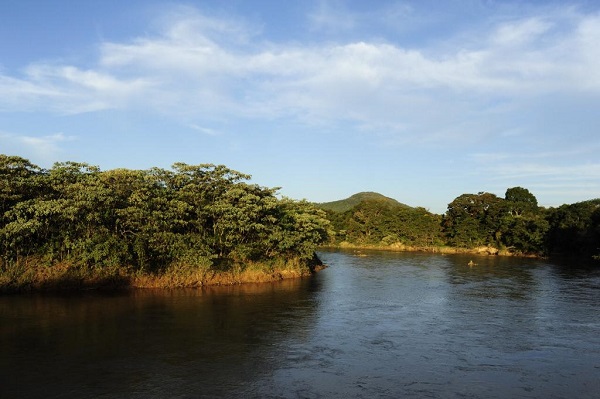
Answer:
xmin=319 ymin=242 xmax=543 ymax=258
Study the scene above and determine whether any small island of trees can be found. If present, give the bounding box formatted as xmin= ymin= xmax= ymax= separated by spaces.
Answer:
xmin=0 ymin=155 xmax=329 ymax=292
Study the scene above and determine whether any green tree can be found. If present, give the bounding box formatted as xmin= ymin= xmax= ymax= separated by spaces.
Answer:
xmin=505 ymin=187 xmax=538 ymax=216
xmin=326 ymin=198 xmax=443 ymax=247
xmin=343 ymin=199 xmax=394 ymax=244
xmin=443 ymin=192 xmax=505 ymax=248
xmin=500 ymin=214 xmax=549 ymax=254
xmin=0 ymin=155 xmax=44 ymax=217
xmin=266 ymin=198 xmax=330 ymax=260
xmin=401 ymin=207 xmax=444 ymax=247
xmin=207 ymin=183 xmax=279 ymax=260
xmin=546 ymin=199 xmax=600 ymax=257
xmin=499 ymin=187 xmax=547 ymax=254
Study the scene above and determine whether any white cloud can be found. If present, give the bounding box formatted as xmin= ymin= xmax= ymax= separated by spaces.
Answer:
xmin=0 ymin=64 xmax=154 ymax=114
xmin=0 ymin=132 xmax=76 ymax=164
xmin=491 ymin=17 xmax=553 ymax=47
xmin=0 ymin=5 xmax=599 ymax=136
xmin=0 ymin=75 xmax=64 ymax=111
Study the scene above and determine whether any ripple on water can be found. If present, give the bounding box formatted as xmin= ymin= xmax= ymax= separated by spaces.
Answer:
xmin=2 ymin=250 xmax=599 ymax=398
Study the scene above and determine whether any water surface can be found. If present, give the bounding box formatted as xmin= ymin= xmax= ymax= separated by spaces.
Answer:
xmin=1 ymin=250 xmax=599 ymax=398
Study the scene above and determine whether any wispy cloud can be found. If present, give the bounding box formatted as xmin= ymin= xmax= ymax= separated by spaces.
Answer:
xmin=490 ymin=162 xmax=600 ymax=181
xmin=188 ymin=124 xmax=221 ymax=136
xmin=0 ymin=5 xmax=599 ymax=139
xmin=491 ymin=17 xmax=553 ymax=46
xmin=0 ymin=64 xmax=154 ymax=114
xmin=0 ymin=132 xmax=76 ymax=163
xmin=467 ymin=149 xmax=600 ymax=206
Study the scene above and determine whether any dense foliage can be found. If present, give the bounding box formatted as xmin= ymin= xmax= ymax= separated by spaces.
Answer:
xmin=323 ymin=187 xmax=600 ymax=259
xmin=0 ymin=155 xmax=329 ymax=276
xmin=325 ymin=199 xmax=443 ymax=247
xmin=2 ymin=152 xmax=598 ymax=290
xmin=441 ymin=189 xmax=550 ymax=254
xmin=545 ymin=199 xmax=600 ymax=258
xmin=317 ymin=192 xmax=409 ymax=213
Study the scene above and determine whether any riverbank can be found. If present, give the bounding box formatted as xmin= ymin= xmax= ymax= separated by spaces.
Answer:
xmin=322 ymin=241 xmax=541 ymax=258
xmin=0 ymin=255 xmax=325 ymax=294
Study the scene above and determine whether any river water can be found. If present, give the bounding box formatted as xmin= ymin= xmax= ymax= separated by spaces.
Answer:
xmin=1 ymin=250 xmax=599 ymax=398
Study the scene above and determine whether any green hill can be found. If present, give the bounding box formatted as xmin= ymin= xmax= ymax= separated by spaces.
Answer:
xmin=316 ymin=192 xmax=411 ymax=213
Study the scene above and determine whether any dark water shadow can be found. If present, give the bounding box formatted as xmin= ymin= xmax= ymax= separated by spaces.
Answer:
xmin=0 ymin=277 xmax=322 ymax=398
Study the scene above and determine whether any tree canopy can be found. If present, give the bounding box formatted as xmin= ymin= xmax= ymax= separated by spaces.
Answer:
xmin=2 ymin=153 xmax=598 ymax=291
xmin=322 ymin=186 xmax=599 ymax=260
xmin=0 ymin=155 xmax=330 ymax=277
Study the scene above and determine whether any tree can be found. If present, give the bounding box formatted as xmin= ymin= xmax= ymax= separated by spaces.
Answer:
xmin=1 ymin=155 xmax=331 ymax=278
xmin=340 ymin=199 xmax=399 ymax=244
xmin=266 ymin=198 xmax=330 ymax=260
xmin=207 ymin=183 xmax=279 ymax=260
xmin=324 ymin=198 xmax=443 ymax=248
xmin=442 ymin=192 xmax=505 ymax=248
xmin=0 ymin=157 xmax=50 ymax=263
xmin=546 ymin=200 xmax=600 ymax=257
xmin=0 ymin=155 xmax=44 ymax=212
xmin=505 ymin=187 xmax=538 ymax=216
xmin=499 ymin=187 xmax=547 ymax=254
xmin=500 ymin=214 xmax=549 ymax=254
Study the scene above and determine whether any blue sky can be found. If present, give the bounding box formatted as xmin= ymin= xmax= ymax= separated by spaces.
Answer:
xmin=1 ymin=0 xmax=599 ymax=213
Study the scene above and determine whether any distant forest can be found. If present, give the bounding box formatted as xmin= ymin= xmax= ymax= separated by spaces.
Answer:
xmin=320 ymin=190 xmax=600 ymax=259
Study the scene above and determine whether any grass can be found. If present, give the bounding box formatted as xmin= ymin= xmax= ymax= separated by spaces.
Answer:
xmin=0 ymin=255 xmax=324 ymax=294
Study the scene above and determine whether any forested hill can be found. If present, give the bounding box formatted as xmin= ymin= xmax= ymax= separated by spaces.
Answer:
xmin=320 ymin=187 xmax=600 ymax=261
xmin=316 ymin=192 xmax=411 ymax=213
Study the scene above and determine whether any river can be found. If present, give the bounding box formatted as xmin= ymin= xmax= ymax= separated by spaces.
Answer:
xmin=1 ymin=250 xmax=599 ymax=398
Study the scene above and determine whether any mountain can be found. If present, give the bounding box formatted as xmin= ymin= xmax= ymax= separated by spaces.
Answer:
xmin=315 ymin=192 xmax=411 ymax=213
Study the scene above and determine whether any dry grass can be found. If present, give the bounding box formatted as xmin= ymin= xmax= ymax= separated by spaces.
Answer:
xmin=130 ymin=257 xmax=315 ymax=289
xmin=0 ymin=258 xmax=130 ymax=293
xmin=0 ymin=256 xmax=321 ymax=293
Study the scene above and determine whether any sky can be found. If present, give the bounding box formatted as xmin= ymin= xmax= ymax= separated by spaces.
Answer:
xmin=1 ymin=0 xmax=599 ymax=213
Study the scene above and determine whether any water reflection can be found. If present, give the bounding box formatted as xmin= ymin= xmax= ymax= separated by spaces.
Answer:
xmin=1 ymin=250 xmax=599 ymax=398
xmin=0 ymin=278 xmax=322 ymax=398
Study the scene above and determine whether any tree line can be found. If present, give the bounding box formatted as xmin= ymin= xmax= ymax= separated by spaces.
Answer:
xmin=2 ymin=153 xmax=598 ymax=289
xmin=324 ymin=187 xmax=600 ymax=259
xmin=0 ymin=155 xmax=330 ymax=279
